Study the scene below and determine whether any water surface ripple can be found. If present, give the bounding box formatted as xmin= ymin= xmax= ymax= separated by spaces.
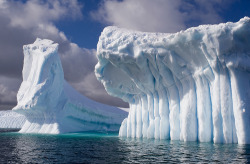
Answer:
xmin=0 ymin=132 xmax=249 ymax=163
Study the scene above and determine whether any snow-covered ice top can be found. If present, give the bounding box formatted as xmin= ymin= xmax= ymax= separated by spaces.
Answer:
xmin=95 ymin=17 xmax=250 ymax=144
xmin=13 ymin=38 xmax=127 ymax=134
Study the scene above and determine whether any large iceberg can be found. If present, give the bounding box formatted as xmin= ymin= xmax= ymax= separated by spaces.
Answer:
xmin=13 ymin=38 xmax=127 ymax=134
xmin=95 ymin=17 xmax=250 ymax=144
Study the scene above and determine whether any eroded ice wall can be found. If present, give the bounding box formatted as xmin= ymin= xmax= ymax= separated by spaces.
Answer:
xmin=95 ymin=17 xmax=250 ymax=144
xmin=13 ymin=38 xmax=127 ymax=134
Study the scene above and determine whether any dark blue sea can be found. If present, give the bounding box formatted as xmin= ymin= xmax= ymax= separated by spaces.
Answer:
xmin=0 ymin=132 xmax=250 ymax=163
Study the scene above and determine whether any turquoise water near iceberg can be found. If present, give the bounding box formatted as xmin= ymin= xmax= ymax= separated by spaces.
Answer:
xmin=0 ymin=132 xmax=249 ymax=163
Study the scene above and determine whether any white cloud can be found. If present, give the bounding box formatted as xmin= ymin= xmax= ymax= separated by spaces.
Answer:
xmin=92 ymin=0 xmax=184 ymax=33
xmin=0 ymin=76 xmax=21 ymax=105
xmin=1 ymin=0 xmax=82 ymax=29
xmin=92 ymin=0 xmax=235 ymax=33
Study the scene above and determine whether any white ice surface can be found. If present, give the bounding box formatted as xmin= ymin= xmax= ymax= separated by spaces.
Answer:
xmin=12 ymin=38 xmax=127 ymax=134
xmin=0 ymin=111 xmax=26 ymax=129
xmin=95 ymin=17 xmax=250 ymax=144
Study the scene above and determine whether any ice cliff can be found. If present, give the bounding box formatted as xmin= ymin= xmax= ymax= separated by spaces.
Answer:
xmin=13 ymin=38 xmax=127 ymax=134
xmin=95 ymin=17 xmax=250 ymax=144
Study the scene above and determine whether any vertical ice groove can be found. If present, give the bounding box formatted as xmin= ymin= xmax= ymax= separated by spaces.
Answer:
xmin=225 ymin=66 xmax=238 ymax=143
xmin=158 ymin=87 xmax=170 ymax=139
xmin=227 ymin=69 xmax=243 ymax=143
xmin=168 ymin=85 xmax=181 ymax=140
xmin=195 ymin=74 xmax=212 ymax=142
xmin=179 ymin=76 xmax=197 ymax=141
xmin=130 ymin=103 xmax=136 ymax=138
xmin=227 ymin=66 xmax=250 ymax=144
xmin=154 ymin=92 xmax=160 ymax=139
xmin=210 ymin=59 xmax=223 ymax=143
xmin=119 ymin=118 xmax=127 ymax=137
xmin=142 ymin=94 xmax=149 ymax=137
xmin=126 ymin=108 xmax=132 ymax=137
xmin=220 ymin=66 xmax=233 ymax=143
xmin=147 ymin=93 xmax=155 ymax=138
xmin=96 ymin=17 xmax=250 ymax=144
xmin=136 ymin=97 xmax=142 ymax=138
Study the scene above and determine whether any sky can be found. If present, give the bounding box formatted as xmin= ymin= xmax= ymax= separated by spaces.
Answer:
xmin=0 ymin=0 xmax=249 ymax=108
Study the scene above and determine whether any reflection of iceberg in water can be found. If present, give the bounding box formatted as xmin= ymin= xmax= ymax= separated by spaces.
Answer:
xmin=13 ymin=38 xmax=127 ymax=134
xmin=95 ymin=17 xmax=250 ymax=144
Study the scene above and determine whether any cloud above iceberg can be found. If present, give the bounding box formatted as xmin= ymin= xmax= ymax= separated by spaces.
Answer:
xmin=91 ymin=0 xmax=235 ymax=33
xmin=0 ymin=0 xmax=128 ymax=107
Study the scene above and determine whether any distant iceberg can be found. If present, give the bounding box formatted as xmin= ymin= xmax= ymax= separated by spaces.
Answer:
xmin=95 ymin=17 xmax=250 ymax=144
xmin=12 ymin=38 xmax=127 ymax=134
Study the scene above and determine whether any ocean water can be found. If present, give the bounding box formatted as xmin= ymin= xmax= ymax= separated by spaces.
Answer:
xmin=0 ymin=132 xmax=249 ymax=163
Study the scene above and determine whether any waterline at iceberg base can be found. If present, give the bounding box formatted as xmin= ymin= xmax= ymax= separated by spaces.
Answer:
xmin=13 ymin=38 xmax=127 ymax=134
xmin=95 ymin=17 xmax=250 ymax=144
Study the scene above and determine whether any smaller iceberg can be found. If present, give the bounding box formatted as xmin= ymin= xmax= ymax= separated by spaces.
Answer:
xmin=12 ymin=38 xmax=127 ymax=134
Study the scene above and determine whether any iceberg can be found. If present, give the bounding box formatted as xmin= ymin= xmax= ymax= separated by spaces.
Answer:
xmin=13 ymin=38 xmax=127 ymax=134
xmin=95 ymin=17 xmax=250 ymax=144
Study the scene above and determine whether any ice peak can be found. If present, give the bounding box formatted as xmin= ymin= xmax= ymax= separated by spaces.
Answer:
xmin=23 ymin=38 xmax=58 ymax=57
xmin=13 ymin=38 xmax=127 ymax=134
